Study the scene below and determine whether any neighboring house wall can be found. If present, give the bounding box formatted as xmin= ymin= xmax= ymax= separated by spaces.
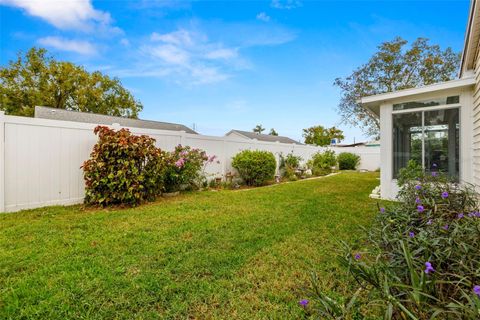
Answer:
xmin=0 ymin=112 xmax=380 ymax=213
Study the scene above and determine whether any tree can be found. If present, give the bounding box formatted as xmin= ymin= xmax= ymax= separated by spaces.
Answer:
xmin=269 ymin=128 xmax=278 ymax=136
xmin=0 ymin=47 xmax=142 ymax=117
xmin=334 ymin=37 xmax=460 ymax=138
xmin=253 ymin=124 xmax=265 ymax=134
xmin=303 ymin=125 xmax=345 ymax=146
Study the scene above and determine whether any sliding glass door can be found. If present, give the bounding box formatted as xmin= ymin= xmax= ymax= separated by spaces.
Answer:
xmin=392 ymin=107 xmax=459 ymax=180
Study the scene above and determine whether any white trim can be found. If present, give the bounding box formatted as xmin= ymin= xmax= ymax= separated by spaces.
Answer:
xmin=391 ymin=103 xmax=462 ymax=114
xmin=360 ymin=77 xmax=475 ymax=108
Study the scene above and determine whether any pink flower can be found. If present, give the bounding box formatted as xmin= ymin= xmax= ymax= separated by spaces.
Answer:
xmin=175 ymin=158 xmax=185 ymax=168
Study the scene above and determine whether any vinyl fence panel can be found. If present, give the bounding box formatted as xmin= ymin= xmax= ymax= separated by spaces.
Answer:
xmin=0 ymin=112 xmax=380 ymax=213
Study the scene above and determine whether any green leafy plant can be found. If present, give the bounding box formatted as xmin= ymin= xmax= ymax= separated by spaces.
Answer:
xmin=308 ymin=171 xmax=480 ymax=319
xmin=307 ymin=150 xmax=337 ymax=176
xmin=397 ymin=160 xmax=424 ymax=186
xmin=231 ymin=150 xmax=276 ymax=186
xmin=280 ymin=152 xmax=302 ymax=181
xmin=82 ymin=126 xmax=167 ymax=206
xmin=337 ymin=152 xmax=360 ymax=170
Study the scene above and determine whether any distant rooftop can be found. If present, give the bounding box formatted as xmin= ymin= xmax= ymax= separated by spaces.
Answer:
xmin=34 ymin=106 xmax=198 ymax=134
xmin=226 ymin=129 xmax=303 ymax=145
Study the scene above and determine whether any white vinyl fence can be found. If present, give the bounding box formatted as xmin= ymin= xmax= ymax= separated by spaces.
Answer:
xmin=0 ymin=112 xmax=380 ymax=212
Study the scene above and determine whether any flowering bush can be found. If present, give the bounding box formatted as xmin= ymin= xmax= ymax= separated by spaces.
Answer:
xmin=337 ymin=152 xmax=360 ymax=170
xmin=231 ymin=150 xmax=276 ymax=186
xmin=82 ymin=126 xmax=167 ymax=206
xmin=308 ymin=169 xmax=480 ymax=319
xmin=307 ymin=150 xmax=336 ymax=176
xmin=163 ymin=145 xmax=212 ymax=192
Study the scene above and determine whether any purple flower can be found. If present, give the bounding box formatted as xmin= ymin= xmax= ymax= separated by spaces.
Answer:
xmin=415 ymin=197 xmax=421 ymax=204
xmin=474 ymin=285 xmax=480 ymax=297
xmin=468 ymin=212 xmax=475 ymax=218
xmin=441 ymin=191 xmax=449 ymax=199
xmin=426 ymin=219 xmax=433 ymax=225
xmin=415 ymin=185 xmax=422 ymax=190
xmin=299 ymin=299 xmax=309 ymax=307
xmin=424 ymin=262 xmax=435 ymax=274
xmin=409 ymin=231 xmax=415 ymax=238
xmin=354 ymin=253 xmax=361 ymax=260
xmin=380 ymin=207 xmax=385 ymax=213
xmin=417 ymin=205 xmax=425 ymax=213
xmin=442 ymin=224 xmax=449 ymax=230
xmin=431 ymin=171 xmax=438 ymax=177
xmin=457 ymin=213 xmax=464 ymax=219
xmin=432 ymin=163 xmax=438 ymax=168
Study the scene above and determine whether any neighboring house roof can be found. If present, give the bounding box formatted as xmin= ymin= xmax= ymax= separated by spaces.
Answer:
xmin=226 ymin=129 xmax=303 ymax=145
xmin=460 ymin=0 xmax=480 ymax=76
xmin=34 ymin=106 xmax=198 ymax=134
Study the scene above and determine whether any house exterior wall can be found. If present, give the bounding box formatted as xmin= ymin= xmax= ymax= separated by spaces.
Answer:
xmin=379 ymin=88 xmax=474 ymax=200
xmin=472 ymin=49 xmax=480 ymax=191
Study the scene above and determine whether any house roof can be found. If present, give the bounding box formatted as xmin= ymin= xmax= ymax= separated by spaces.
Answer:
xmin=34 ymin=106 xmax=198 ymax=134
xmin=460 ymin=0 xmax=480 ymax=76
xmin=359 ymin=76 xmax=475 ymax=116
xmin=226 ymin=129 xmax=303 ymax=145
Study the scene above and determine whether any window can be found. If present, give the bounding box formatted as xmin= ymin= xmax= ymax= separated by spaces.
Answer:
xmin=393 ymin=108 xmax=459 ymax=179
xmin=393 ymin=95 xmax=459 ymax=111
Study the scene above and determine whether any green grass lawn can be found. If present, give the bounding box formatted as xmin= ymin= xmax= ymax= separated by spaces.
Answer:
xmin=0 ymin=172 xmax=380 ymax=320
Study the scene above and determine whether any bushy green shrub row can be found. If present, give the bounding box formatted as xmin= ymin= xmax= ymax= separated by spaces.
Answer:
xmin=83 ymin=126 xmax=211 ymax=206
xmin=308 ymin=151 xmax=360 ymax=175
xmin=309 ymin=168 xmax=480 ymax=319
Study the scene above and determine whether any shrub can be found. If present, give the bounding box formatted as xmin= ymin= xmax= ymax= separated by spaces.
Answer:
xmin=164 ymin=145 xmax=211 ymax=192
xmin=309 ymin=171 xmax=480 ymax=319
xmin=280 ymin=152 xmax=302 ymax=181
xmin=231 ymin=150 xmax=276 ymax=186
xmin=337 ymin=152 xmax=360 ymax=170
xmin=397 ymin=159 xmax=423 ymax=186
xmin=307 ymin=150 xmax=336 ymax=176
xmin=82 ymin=126 xmax=167 ymax=206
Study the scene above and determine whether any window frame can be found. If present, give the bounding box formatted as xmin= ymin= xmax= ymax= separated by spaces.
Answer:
xmin=391 ymin=101 xmax=461 ymax=179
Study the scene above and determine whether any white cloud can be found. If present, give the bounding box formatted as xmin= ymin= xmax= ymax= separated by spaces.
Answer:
xmin=0 ymin=0 xmax=120 ymax=33
xmin=256 ymin=12 xmax=271 ymax=22
xmin=120 ymin=38 xmax=130 ymax=46
xmin=37 ymin=36 xmax=97 ymax=55
xmin=134 ymin=29 xmax=240 ymax=84
xmin=147 ymin=44 xmax=190 ymax=65
xmin=271 ymin=0 xmax=302 ymax=10
xmin=205 ymin=48 xmax=238 ymax=60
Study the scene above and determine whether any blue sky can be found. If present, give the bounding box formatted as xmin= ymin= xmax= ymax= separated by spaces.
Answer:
xmin=0 ymin=0 xmax=470 ymax=142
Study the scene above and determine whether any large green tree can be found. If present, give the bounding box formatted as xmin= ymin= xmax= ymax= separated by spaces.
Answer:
xmin=303 ymin=125 xmax=344 ymax=146
xmin=334 ymin=37 xmax=460 ymax=138
xmin=0 ymin=48 xmax=142 ymax=117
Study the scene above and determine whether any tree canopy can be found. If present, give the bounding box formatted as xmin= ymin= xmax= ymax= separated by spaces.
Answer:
xmin=302 ymin=125 xmax=344 ymax=146
xmin=269 ymin=128 xmax=278 ymax=136
xmin=253 ymin=124 xmax=266 ymax=134
xmin=0 ymin=48 xmax=142 ymax=117
xmin=334 ymin=37 xmax=460 ymax=137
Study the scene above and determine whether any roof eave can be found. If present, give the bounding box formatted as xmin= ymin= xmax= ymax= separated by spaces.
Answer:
xmin=359 ymin=77 xmax=476 ymax=114
xmin=460 ymin=0 xmax=478 ymax=76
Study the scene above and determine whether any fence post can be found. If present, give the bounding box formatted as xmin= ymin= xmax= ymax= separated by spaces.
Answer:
xmin=0 ymin=111 xmax=5 ymax=212
xmin=180 ymin=130 xmax=186 ymax=146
